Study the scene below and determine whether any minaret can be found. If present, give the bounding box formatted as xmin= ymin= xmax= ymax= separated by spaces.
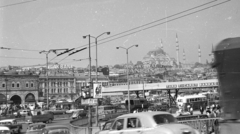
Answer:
xmin=198 ymin=45 xmax=201 ymax=63
xmin=176 ymin=33 xmax=179 ymax=68
xmin=183 ymin=48 xmax=186 ymax=64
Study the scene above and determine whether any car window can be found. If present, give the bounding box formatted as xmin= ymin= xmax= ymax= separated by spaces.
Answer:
xmin=127 ymin=118 xmax=141 ymax=129
xmin=0 ymin=130 xmax=11 ymax=134
xmin=112 ymin=119 xmax=124 ymax=130
xmin=153 ymin=114 xmax=176 ymax=124
xmin=102 ymin=121 xmax=113 ymax=130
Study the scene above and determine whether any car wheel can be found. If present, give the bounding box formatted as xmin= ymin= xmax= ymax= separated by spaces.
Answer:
xmin=45 ymin=120 xmax=49 ymax=124
xmin=17 ymin=128 xmax=21 ymax=134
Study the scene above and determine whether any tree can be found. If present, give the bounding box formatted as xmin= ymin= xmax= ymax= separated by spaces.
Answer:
xmin=114 ymin=64 xmax=123 ymax=69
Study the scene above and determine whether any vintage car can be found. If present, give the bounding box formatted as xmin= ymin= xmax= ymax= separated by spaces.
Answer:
xmin=0 ymin=119 xmax=22 ymax=134
xmin=32 ymin=111 xmax=54 ymax=123
xmin=40 ymin=125 xmax=70 ymax=134
xmin=96 ymin=111 xmax=200 ymax=134
xmin=0 ymin=126 xmax=11 ymax=134
xmin=96 ymin=120 xmax=114 ymax=134
xmin=26 ymin=123 xmax=46 ymax=134
xmin=71 ymin=109 xmax=87 ymax=120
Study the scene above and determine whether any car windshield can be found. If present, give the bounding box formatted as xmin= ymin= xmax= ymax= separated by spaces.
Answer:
xmin=153 ymin=114 xmax=176 ymax=124
xmin=29 ymin=125 xmax=46 ymax=130
xmin=0 ymin=130 xmax=10 ymax=134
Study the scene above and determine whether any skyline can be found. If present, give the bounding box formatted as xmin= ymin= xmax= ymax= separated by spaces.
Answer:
xmin=0 ymin=0 xmax=239 ymax=68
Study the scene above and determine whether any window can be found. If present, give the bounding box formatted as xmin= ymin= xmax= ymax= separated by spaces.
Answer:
xmin=153 ymin=114 xmax=176 ymax=124
xmin=17 ymin=82 xmax=20 ymax=88
xmin=127 ymin=118 xmax=141 ymax=128
xmin=12 ymin=82 xmax=15 ymax=88
xmin=102 ymin=121 xmax=114 ymax=130
xmin=26 ymin=82 xmax=29 ymax=88
xmin=112 ymin=119 xmax=124 ymax=130
xmin=31 ymin=82 xmax=34 ymax=87
xmin=2 ymin=83 xmax=5 ymax=88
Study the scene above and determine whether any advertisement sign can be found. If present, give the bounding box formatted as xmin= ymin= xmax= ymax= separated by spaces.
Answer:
xmin=81 ymin=98 xmax=98 ymax=105
xmin=93 ymin=84 xmax=102 ymax=98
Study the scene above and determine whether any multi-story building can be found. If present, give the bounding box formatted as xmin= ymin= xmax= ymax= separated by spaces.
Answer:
xmin=0 ymin=72 xmax=39 ymax=106
xmin=38 ymin=74 xmax=76 ymax=102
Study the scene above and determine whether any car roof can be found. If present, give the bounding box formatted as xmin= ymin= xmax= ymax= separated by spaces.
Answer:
xmin=29 ymin=123 xmax=46 ymax=126
xmin=116 ymin=111 xmax=172 ymax=128
xmin=0 ymin=126 xmax=10 ymax=130
xmin=0 ymin=119 xmax=15 ymax=122
xmin=118 ymin=111 xmax=171 ymax=118
xmin=44 ymin=125 xmax=69 ymax=130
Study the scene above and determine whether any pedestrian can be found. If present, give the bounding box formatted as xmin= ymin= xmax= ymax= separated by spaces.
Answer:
xmin=199 ymin=106 xmax=204 ymax=114
xmin=190 ymin=107 xmax=193 ymax=115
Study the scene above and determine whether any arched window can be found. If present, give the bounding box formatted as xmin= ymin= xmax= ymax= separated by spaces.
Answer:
xmin=30 ymin=82 xmax=34 ymax=87
xmin=16 ymin=82 xmax=20 ymax=88
xmin=26 ymin=82 xmax=29 ymax=88
xmin=2 ymin=83 xmax=5 ymax=88
xmin=12 ymin=82 xmax=15 ymax=88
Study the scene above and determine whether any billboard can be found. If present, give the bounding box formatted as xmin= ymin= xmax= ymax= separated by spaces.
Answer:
xmin=93 ymin=84 xmax=102 ymax=98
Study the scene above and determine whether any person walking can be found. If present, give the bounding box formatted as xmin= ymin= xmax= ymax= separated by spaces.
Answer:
xmin=199 ymin=106 xmax=204 ymax=114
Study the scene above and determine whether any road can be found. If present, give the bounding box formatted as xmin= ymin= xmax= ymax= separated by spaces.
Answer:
xmin=47 ymin=118 xmax=71 ymax=127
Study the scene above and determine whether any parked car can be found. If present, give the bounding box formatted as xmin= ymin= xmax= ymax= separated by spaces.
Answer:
xmin=26 ymin=123 xmax=46 ymax=134
xmin=40 ymin=125 xmax=70 ymax=134
xmin=66 ymin=109 xmax=83 ymax=114
xmin=0 ymin=126 xmax=11 ymax=134
xmin=95 ymin=111 xmax=200 ymax=134
xmin=19 ymin=109 xmax=31 ymax=116
xmin=71 ymin=110 xmax=87 ymax=120
xmin=0 ymin=119 xmax=22 ymax=134
xmin=47 ymin=109 xmax=67 ymax=115
xmin=32 ymin=111 xmax=54 ymax=124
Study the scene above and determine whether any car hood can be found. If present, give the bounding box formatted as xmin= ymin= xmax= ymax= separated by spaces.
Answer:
xmin=155 ymin=123 xmax=195 ymax=133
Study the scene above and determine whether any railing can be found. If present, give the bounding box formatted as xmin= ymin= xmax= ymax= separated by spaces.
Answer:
xmin=178 ymin=118 xmax=220 ymax=134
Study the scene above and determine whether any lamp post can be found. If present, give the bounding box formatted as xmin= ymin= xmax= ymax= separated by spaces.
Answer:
xmin=5 ymin=78 xmax=8 ymax=107
xmin=83 ymin=35 xmax=93 ymax=134
xmin=116 ymin=44 xmax=138 ymax=113
xmin=87 ymin=32 xmax=110 ymax=126
xmin=40 ymin=49 xmax=68 ymax=110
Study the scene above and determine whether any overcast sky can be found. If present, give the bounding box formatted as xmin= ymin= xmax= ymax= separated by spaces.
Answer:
xmin=0 ymin=0 xmax=239 ymax=68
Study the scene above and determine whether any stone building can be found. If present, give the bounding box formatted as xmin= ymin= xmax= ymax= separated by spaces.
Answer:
xmin=0 ymin=73 xmax=39 ymax=106
xmin=38 ymin=74 xmax=76 ymax=102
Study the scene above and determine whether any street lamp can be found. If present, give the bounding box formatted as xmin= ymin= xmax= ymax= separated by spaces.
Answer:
xmin=85 ymin=32 xmax=110 ymax=127
xmin=40 ymin=49 xmax=68 ymax=110
xmin=88 ymin=32 xmax=110 ymax=84
xmin=116 ymin=44 xmax=138 ymax=113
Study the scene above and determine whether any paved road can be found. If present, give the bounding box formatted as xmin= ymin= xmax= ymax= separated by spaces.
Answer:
xmin=47 ymin=118 xmax=71 ymax=127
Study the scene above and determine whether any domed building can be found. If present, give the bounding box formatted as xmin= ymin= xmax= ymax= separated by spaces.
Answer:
xmin=143 ymin=47 xmax=177 ymax=68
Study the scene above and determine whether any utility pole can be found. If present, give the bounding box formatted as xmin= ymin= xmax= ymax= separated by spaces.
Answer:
xmin=5 ymin=77 xmax=8 ymax=107
xmin=83 ymin=35 xmax=92 ymax=134
xmin=40 ymin=48 xmax=68 ymax=110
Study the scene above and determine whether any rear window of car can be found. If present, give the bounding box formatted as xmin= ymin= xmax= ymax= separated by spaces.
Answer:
xmin=153 ymin=114 xmax=176 ymax=124
xmin=0 ymin=130 xmax=11 ymax=134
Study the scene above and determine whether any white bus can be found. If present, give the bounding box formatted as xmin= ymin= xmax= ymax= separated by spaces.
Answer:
xmin=176 ymin=94 xmax=207 ymax=111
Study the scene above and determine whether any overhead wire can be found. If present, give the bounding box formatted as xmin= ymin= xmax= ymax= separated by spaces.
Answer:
xmin=55 ymin=0 xmax=230 ymax=64
xmin=0 ymin=0 xmax=38 ymax=8
xmin=73 ymin=0 xmax=218 ymax=50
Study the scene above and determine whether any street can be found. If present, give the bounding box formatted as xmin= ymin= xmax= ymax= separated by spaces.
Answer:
xmin=47 ymin=118 xmax=71 ymax=127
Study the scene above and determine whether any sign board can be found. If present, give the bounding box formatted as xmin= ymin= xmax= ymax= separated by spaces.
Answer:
xmin=93 ymin=84 xmax=102 ymax=98
xmin=81 ymin=98 xmax=98 ymax=105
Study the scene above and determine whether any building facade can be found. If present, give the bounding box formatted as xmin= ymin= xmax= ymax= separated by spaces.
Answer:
xmin=39 ymin=74 xmax=76 ymax=101
xmin=0 ymin=73 xmax=39 ymax=106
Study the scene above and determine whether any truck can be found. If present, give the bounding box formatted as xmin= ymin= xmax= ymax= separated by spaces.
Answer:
xmin=213 ymin=37 xmax=240 ymax=134
xmin=31 ymin=111 xmax=54 ymax=123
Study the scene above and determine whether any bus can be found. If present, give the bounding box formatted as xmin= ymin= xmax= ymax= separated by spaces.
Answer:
xmin=176 ymin=94 xmax=207 ymax=111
